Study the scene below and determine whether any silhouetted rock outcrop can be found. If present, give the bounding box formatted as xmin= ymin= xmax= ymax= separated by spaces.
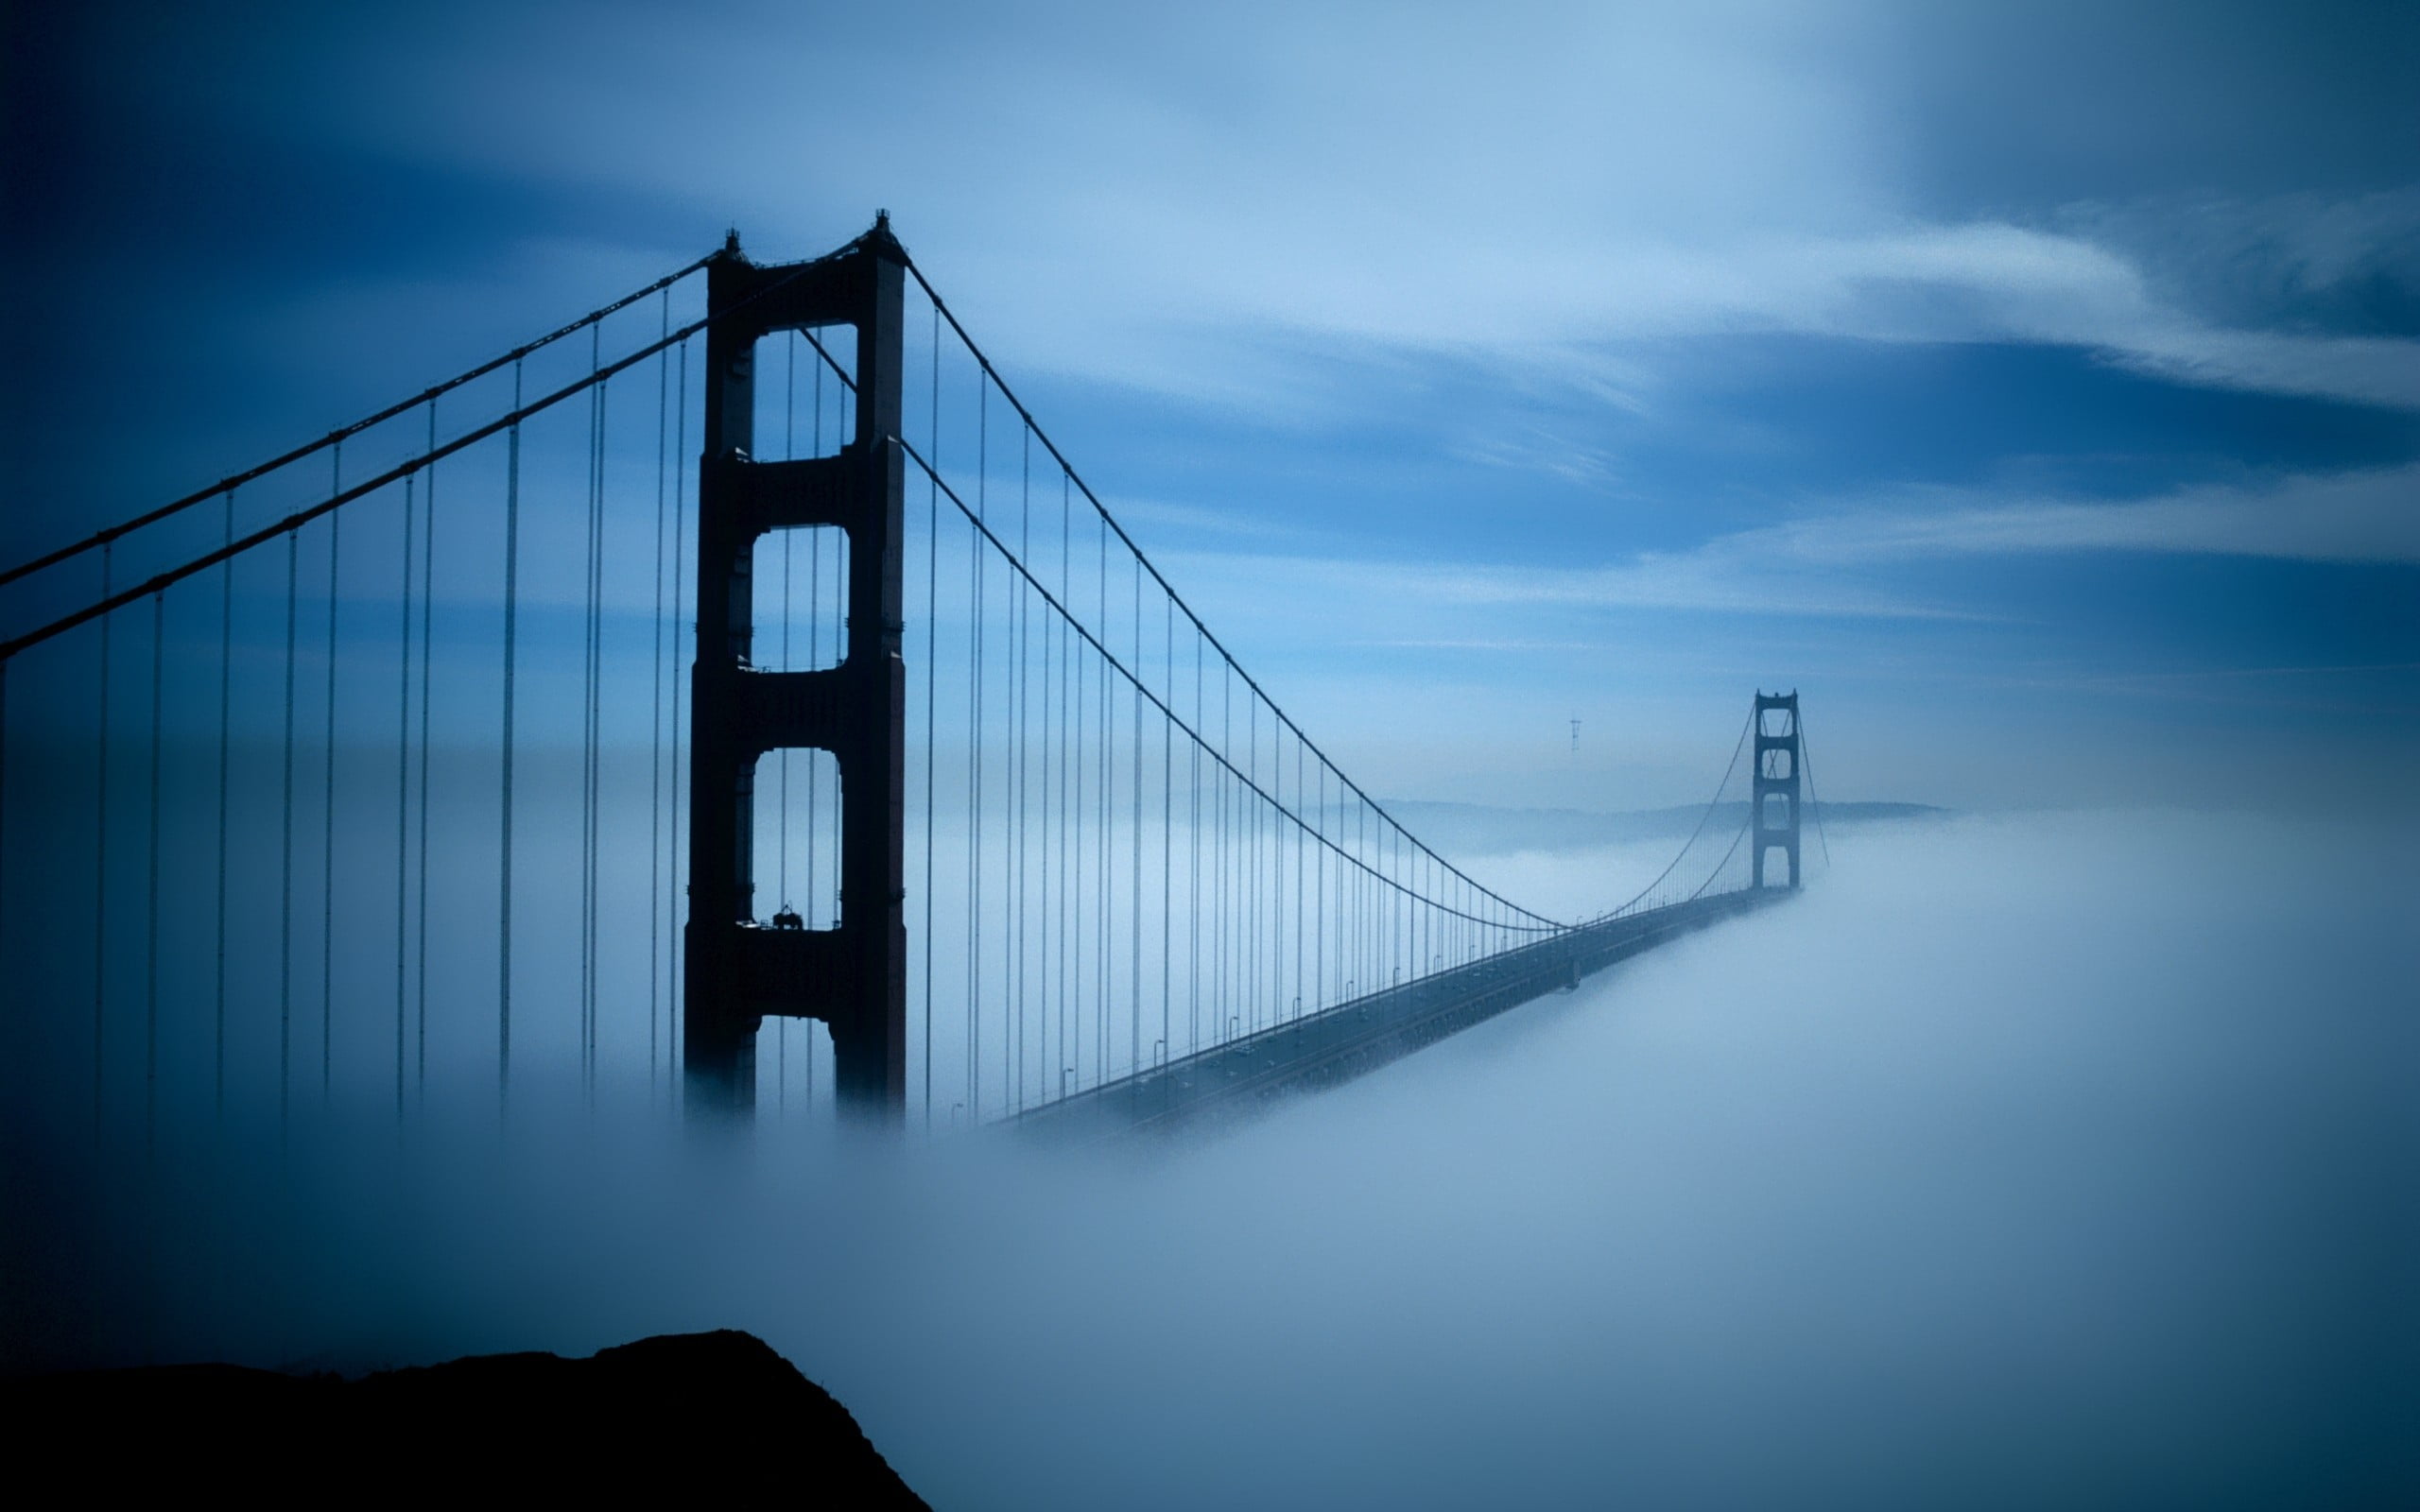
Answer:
xmin=3 ymin=1330 xmax=929 ymax=1504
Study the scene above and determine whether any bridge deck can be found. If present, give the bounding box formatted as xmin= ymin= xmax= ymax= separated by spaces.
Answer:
xmin=1012 ymin=886 xmax=1790 ymax=1143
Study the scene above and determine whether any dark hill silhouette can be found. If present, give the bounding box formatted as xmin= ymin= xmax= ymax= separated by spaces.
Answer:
xmin=3 ymin=1330 xmax=929 ymax=1504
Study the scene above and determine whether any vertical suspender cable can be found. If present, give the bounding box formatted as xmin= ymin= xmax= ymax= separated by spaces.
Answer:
xmin=279 ymin=532 xmax=295 ymax=1136
xmin=95 ymin=544 xmax=112 ymax=1145
xmin=1015 ymin=426 xmax=1030 ymax=1109
xmin=1130 ymin=555 xmax=1141 ymax=1074
xmin=1074 ymin=481 xmax=1088 ymax=1083
xmin=499 ymin=361 xmax=522 ymax=1115
xmin=145 ymin=591 xmax=163 ymax=1157
xmin=653 ymin=301 xmax=672 ymax=1098
xmin=1098 ymin=510 xmax=1110 ymax=1078
xmin=669 ymin=338 xmax=689 ymax=1093
xmin=580 ymin=363 xmax=596 ymax=1093
xmin=1055 ymin=469 xmax=1064 ymax=1098
xmin=1278 ymin=735 xmax=1288 ymax=1016
xmin=216 ymin=491 xmax=233 ymax=1119
xmin=1798 ymin=710 xmax=1832 ymax=869
xmin=1354 ymin=799 xmax=1364 ymax=991
xmin=649 ymin=297 xmax=668 ymax=1097
xmin=1215 ymin=664 xmax=1226 ymax=1042
xmin=1294 ymin=738 xmax=1304 ymax=1016
xmin=1271 ymin=709 xmax=1282 ymax=1018
xmin=321 ymin=446 xmax=340 ymax=1105
xmin=395 ymin=475 xmax=413 ymax=1122
xmin=1071 ymin=479 xmax=1085 ymax=1084
xmin=1008 ymin=428 xmax=1025 ymax=1109
xmin=579 ymin=357 xmax=596 ymax=1082
xmin=1189 ymin=631 xmax=1201 ymax=1055
xmin=582 ymin=335 xmax=607 ymax=1099
xmin=1095 ymin=509 xmax=1108 ymax=1079
xmin=922 ymin=307 xmax=939 ymax=1131
xmin=1034 ymin=456 xmax=1052 ymax=1108
xmin=1161 ymin=593 xmax=1171 ymax=1062
xmin=968 ymin=381 xmax=985 ymax=1119
xmin=1282 ymin=734 xmax=1292 ymax=1016
xmin=1216 ymin=661 xmax=1227 ymax=1046
xmin=1248 ymin=697 xmax=1258 ymax=1031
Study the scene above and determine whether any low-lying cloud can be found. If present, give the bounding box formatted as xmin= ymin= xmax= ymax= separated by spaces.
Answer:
xmin=10 ymin=808 xmax=2410 ymax=1508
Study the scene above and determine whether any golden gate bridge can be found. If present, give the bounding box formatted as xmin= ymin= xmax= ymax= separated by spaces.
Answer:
xmin=0 ymin=215 xmax=1824 ymax=1151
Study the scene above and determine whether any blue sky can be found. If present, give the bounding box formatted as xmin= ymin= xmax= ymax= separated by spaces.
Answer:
xmin=7 ymin=0 xmax=2415 ymax=811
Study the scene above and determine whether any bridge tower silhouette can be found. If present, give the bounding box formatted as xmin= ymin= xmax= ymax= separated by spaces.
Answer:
xmin=685 ymin=218 xmax=909 ymax=1118
xmin=1752 ymin=691 xmax=1802 ymax=890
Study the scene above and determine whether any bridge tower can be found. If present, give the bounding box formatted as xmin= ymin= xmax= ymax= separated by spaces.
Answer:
xmin=1752 ymin=691 xmax=1802 ymax=890
xmin=685 ymin=217 xmax=908 ymax=1120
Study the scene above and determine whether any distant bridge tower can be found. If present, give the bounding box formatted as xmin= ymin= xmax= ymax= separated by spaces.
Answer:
xmin=1752 ymin=691 xmax=1802 ymax=890
xmin=685 ymin=217 xmax=908 ymax=1120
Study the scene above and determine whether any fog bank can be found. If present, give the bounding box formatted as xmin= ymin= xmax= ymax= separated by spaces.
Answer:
xmin=9 ymin=809 xmax=2412 ymax=1508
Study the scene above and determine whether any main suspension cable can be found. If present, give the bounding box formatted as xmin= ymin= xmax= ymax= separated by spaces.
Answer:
xmin=1687 ymin=814 xmax=1753 ymax=902
xmin=1 ymin=254 xmax=716 ymax=591
xmin=6 ymin=247 xmax=859 ymax=664
xmin=793 ymin=312 xmax=1562 ymax=932
xmin=895 ymin=437 xmax=1552 ymax=934
xmin=1585 ymin=707 xmax=1754 ymax=921
xmin=1799 ymin=708 xmax=1833 ymax=868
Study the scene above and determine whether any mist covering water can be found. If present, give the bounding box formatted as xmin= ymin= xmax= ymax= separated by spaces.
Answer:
xmin=7 ymin=808 xmax=2411 ymax=1507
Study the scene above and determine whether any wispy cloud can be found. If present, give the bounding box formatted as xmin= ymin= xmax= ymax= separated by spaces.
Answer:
xmin=1104 ymin=495 xmax=1315 ymax=543
xmin=1159 ymin=543 xmax=1976 ymax=631
xmin=205 ymin=1 xmax=2418 ymax=417
xmin=1753 ymin=464 xmax=2420 ymax=565
xmin=1149 ymin=464 xmax=2420 ymax=662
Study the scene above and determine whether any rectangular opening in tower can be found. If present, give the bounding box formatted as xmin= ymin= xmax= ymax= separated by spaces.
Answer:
xmin=1761 ymin=792 xmax=1793 ymax=829
xmin=1760 ymin=844 xmax=1792 ymax=885
xmin=755 ymin=1016 xmax=837 ymax=1122
xmin=751 ymin=525 xmax=850 ymax=670
xmin=1760 ymin=746 xmax=1793 ymax=780
xmin=751 ymin=747 xmax=843 ymax=929
xmin=752 ymin=324 xmax=857 ymax=459
xmin=1759 ymin=705 xmax=1795 ymax=738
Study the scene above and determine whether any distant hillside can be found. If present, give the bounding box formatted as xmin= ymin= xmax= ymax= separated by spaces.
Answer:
xmin=1384 ymin=799 xmax=1947 ymax=855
